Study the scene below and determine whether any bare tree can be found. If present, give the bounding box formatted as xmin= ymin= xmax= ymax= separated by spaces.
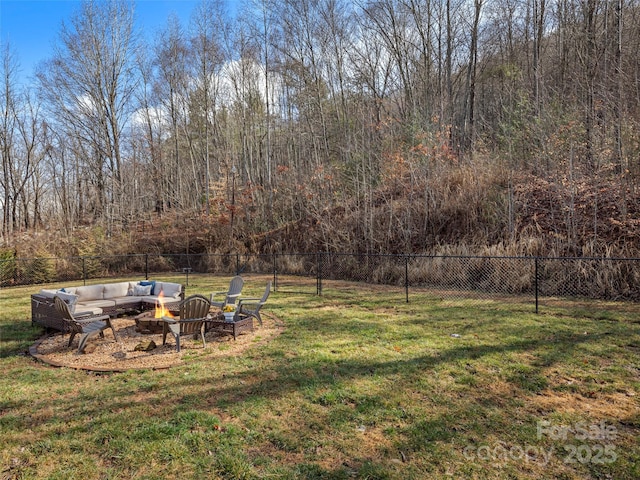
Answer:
xmin=13 ymin=91 xmax=44 ymax=231
xmin=532 ymin=0 xmax=547 ymax=115
xmin=0 ymin=42 xmax=17 ymax=239
xmin=153 ymin=13 xmax=192 ymax=211
xmin=225 ymin=25 xmax=263 ymax=192
xmin=240 ymin=0 xmax=279 ymax=223
xmin=277 ymin=0 xmax=332 ymax=167
xmin=0 ymin=43 xmax=44 ymax=238
xmin=190 ymin=0 xmax=228 ymax=214
xmin=37 ymin=0 xmax=138 ymax=231
xmin=461 ymin=0 xmax=483 ymax=155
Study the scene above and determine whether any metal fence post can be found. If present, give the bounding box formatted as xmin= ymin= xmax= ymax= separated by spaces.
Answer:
xmin=145 ymin=254 xmax=149 ymax=280
xmin=273 ymin=253 xmax=278 ymax=292
xmin=183 ymin=267 xmax=192 ymax=286
xmin=317 ymin=252 xmax=323 ymax=296
xmin=535 ymin=256 xmax=539 ymax=314
xmin=236 ymin=254 xmax=240 ymax=275
xmin=405 ymin=255 xmax=409 ymax=303
xmin=82 ymin=257 xmax=87 ymax=285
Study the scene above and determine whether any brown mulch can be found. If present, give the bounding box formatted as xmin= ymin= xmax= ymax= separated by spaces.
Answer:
xmin=30 ymin=313 xmax=283 ymax=372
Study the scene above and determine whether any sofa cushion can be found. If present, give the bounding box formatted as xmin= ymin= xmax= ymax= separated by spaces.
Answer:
xmin=114 ymin=296 xmax=144 ymax=307
xmin=74 ymin=306 xmax=105 ymax=316
xmin=75 ymin=284 xmax=105 ymax=302
xmin=76 ymin=299 xmax=116 ymax=310
xmin=159 ymin=282 xmax=182 ymax=298
xmin=103 ymin=282 xmax=132 ymax=299
xmin=126 ymin=281 xmax=140 ymax=295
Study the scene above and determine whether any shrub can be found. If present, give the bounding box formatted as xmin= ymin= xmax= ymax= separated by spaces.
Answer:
xmin=0 ymin=248 xmax=17 ymax=286
xmin=22 ymin=256 xmax=54 ymax=285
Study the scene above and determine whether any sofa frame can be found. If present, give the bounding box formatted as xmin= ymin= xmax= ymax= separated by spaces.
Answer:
xmin=31 ymin=280 xmax=185 ymax=333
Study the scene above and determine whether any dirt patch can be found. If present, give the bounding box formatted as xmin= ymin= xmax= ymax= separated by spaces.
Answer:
xmin=30 ymin=313 xmax=283 ymax=372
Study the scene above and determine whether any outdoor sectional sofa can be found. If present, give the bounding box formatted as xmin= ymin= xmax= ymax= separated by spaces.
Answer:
xmin=31 ymin=280 xmax=184 ymax=333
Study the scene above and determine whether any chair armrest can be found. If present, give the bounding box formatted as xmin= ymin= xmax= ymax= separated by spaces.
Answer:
xmin=238 ymin=297 xmax=260 ymax=306
xmin=210 ymin=291 xmax=228 ymax=302
xmin=75 ymin=316 xmax=111 ymax=328
xmin=238 ymin=296 xmax=260 ymax=303
xmin=161 ymin=316 xmax=177 ymax=324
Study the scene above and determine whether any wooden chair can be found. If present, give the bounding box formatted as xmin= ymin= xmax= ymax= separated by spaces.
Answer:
xmin=162 ymin=294 xmax=210 ymax=352
xmin=237 ymin=281 xmax=271 ymax=326
xmin=53 ymin=296 xmax=118 ymax=353
xmin=210 ymin=276 xmax=244 ymax=309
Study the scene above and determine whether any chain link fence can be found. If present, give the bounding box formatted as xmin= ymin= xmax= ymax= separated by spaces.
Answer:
xmin=2 ymin=252 xmax=640 ymax=312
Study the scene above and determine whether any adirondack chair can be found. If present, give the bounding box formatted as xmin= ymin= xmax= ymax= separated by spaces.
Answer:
xmin=236 ymin=281 xmax=271 ymax=326
xmin=53 ymin=295 xmax=118 ymax=353
xmin=162 ymin=294 xmax=211 ymax=352
xmin=210 ymin=276 xmax=244 ymax=309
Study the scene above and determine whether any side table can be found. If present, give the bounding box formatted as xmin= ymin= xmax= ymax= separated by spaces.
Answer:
xmin=206 ymin=312 xmax=254 ymax=340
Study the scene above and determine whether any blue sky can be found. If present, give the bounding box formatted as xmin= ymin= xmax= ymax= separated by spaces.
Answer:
xmin=1 ymin=0 xmax=238 ymax=82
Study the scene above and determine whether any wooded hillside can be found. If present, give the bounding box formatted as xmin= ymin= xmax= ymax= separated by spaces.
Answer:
xmin=2 ymin=0 xmax=639 ymax=259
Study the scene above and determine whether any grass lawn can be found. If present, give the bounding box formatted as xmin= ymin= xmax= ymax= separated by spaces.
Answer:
xmin=1 ymin=276 xmax=639 ymax=479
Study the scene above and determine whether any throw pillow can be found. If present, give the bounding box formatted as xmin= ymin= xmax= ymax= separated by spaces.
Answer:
xmin=140 ymin=280 xmax=156 ymax=295
xmin=133 ymin=284 xmax=152 ymax=296
xmin=56 ymin=291 xmax=79 ymax=313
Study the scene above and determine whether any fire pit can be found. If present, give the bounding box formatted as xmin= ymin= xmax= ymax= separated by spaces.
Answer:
xmin=134 ymin=295 xmax=180 ymax=333
xmin=134 ymin=311 xmax=167 ymax=333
